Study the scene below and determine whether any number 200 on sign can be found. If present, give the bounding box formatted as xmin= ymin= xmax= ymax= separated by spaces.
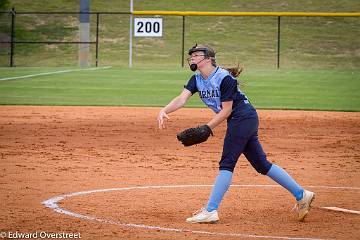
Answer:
xmin=134 ymin=18 xmax=163 ymax=37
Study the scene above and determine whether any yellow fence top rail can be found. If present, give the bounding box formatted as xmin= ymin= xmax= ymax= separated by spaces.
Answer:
xmin=132 ymin=11 xmax=360 ymax=17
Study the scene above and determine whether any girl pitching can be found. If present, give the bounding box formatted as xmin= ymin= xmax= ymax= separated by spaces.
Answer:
xmin=157 ymin=44 xmax=315 ymax=223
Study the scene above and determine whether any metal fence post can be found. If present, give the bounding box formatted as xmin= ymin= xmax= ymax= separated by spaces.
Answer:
xmin=129 ymin=0 xmax=133 ymax=68
xmin=95 ymin=13 xmax=99 ymax=67
xmin=10 ymin=7 xmax=16 ymax=67
xmin=277 ymin=16 xmax=281 ymax=69
xmin=181 ymin=16 xmax=185 ymax=67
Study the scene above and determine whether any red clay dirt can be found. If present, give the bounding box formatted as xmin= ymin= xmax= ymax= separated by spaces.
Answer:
xmin=0 ymin=106 xmax=359 ymax=240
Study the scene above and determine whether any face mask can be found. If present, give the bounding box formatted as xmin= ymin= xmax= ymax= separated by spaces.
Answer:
xmin=189 ymin=58 xmax=206 ymax=72
xmin=190 ymin=63 xmax=198 ymax=71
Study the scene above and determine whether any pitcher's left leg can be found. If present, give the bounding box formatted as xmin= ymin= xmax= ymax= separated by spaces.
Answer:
xmin=244 ymin=133 xmax=315 ymax=221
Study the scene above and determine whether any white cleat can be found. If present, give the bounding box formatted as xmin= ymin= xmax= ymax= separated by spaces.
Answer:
xmin=186 ymin=208 xmax=219 ymax=223
xmin=294 ymin=190 xmax=315 ymax=221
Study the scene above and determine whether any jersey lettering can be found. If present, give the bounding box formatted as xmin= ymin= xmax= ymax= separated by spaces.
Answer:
xmin=188 ymin=67 xmax=248 ymax=113
xmin=199 ymin=89 xmax=220 ymax=99
xmin=195 ymin=67 xmax=230 ymax=113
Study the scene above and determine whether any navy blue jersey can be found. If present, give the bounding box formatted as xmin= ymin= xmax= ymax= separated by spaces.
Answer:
xmin=185 ymin=67 xmax=249 ymax=113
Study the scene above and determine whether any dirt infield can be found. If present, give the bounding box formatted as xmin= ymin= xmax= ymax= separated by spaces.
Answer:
xmin=1 ymin=106 xmax=359 ymax=240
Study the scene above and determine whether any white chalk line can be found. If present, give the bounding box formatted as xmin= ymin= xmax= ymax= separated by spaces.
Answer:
xmin=42 ymin=184 xmax=360 ymax=240
xmin=0 ymin=66 xmax=112 ymax=81
xmin=321 ymin=207 xmax=360 ymax=215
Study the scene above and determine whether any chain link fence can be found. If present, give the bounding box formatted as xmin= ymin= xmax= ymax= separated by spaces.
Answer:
xmin=0 ymin=10 xmax=359 ymax=69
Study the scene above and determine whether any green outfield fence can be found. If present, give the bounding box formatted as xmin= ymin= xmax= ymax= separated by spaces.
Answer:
xmin=0 ymin=9 xmax=359 ymax=68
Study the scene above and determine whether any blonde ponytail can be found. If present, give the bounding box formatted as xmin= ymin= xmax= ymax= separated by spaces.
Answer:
xmin=225 ymin=63 xmax=243 ymax=78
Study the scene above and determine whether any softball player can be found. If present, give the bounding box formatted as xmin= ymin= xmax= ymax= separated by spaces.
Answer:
xmin=157 ymin=44 xmax=315 ymax=223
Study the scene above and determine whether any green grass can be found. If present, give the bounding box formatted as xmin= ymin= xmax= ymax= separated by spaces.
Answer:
xmin=0 ymin=67 xmax=359 ymax=111
xmin=0 ymin=0 xmax=359 ymax=68
xmin=0 ymin=1 xmax=359 ymax=110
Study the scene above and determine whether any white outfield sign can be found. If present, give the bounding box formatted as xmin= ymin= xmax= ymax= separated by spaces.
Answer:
xmin=134 ymin=18 xmax=163 ymax=37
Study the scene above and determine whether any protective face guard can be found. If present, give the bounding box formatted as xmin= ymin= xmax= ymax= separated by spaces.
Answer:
xmin=187 ymin=44 xmax=216 ymax=71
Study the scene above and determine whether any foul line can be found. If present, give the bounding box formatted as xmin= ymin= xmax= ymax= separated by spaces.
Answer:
xmin=0 ymin=66 xmax=112 ymax=81
xmin=41 ymin=184 xmax=360 ymax=240
xmin=321 ymin=207 xmax=360 ymax=215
